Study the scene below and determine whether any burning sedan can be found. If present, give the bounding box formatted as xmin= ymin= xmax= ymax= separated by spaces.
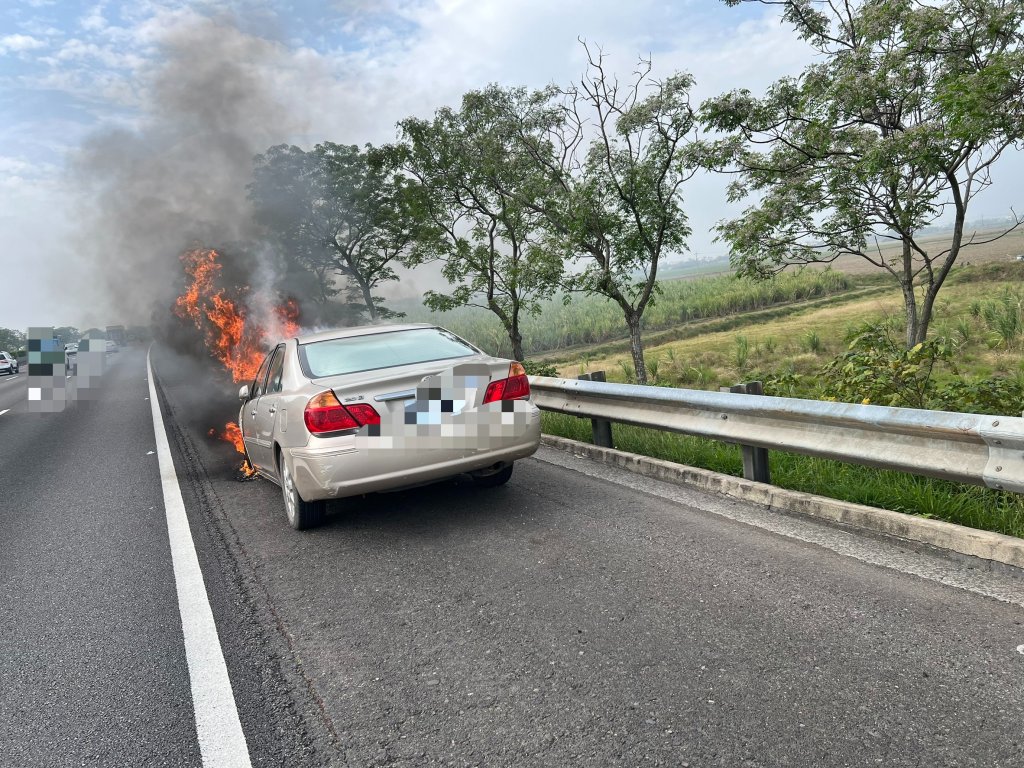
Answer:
xmin=238 ymin=323 xmax=541 ymax=529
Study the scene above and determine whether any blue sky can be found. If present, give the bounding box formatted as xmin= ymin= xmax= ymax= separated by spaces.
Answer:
xmin=1 ymin=0 xmax=1020 ymax=331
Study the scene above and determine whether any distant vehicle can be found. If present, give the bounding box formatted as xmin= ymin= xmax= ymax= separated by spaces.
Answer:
xmin=105 ymin=340 xmax=118 ymax=353
xmin=65 ymin=343 xmax=79 ymax=373
xmin=1015 ymin=255 xmax=1024 ymax=262
xmin=0 ymin=351 xmax=18 ymax=375
xmin=106 ymin=325 xmax=126 ymax=346
xmin=238 ymin=323 xmax=541 ymax=530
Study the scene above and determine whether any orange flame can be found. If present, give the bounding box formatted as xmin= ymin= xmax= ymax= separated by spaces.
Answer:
xmin=276 ymin=298 xmax=301 ymax=340
xmin=174 ymin=247 xmax=299 ymax=383
xmin=210 ymin=421 xmax=258 ymax=477
xmin=177 ymin=247 xmax=297 ymax=480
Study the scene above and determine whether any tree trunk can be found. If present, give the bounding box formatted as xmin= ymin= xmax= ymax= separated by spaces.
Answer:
xmin=509 ymin=297 xmax=524 ymax=361
xmin=901 ymin=282 xmax=919 ymax=349
xmin=510 ymin=329 xmax=524 ymax=362
xmin=912 ymin=289 xmax=936 ymax=347
xmin=627 ymin=313 xmax=647 ymax=385
xmin=359 ymin=279 xmax=377 ymax=321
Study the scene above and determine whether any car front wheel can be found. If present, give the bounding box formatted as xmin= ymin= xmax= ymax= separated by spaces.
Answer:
xmin=279 ymin=452 xmax=327 ymax=530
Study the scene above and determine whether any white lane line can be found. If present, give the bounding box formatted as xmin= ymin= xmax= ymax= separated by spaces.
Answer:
xmin=0 ymin=409 xmax=9 ymax=416
xmin=146 ymin=346 xmax=253 ymax=768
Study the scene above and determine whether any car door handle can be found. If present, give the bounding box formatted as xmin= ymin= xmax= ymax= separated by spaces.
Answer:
xmin=250 ymin=409 xmax=257 ymax=417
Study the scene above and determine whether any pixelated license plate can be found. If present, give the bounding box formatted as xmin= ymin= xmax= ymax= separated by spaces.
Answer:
xmin=402 ymin=363 xmax=491 ymax=426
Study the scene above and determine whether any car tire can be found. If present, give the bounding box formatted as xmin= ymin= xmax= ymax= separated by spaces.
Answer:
xmin=279 ymin=452 xmax=326 ymax=530
xmin=471 ymin=463 xmax=514 ymax=488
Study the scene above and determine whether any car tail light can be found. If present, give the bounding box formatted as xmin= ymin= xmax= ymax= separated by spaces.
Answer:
xmin=345 ymin=403 xmax=381 ymax=426
xmin=303 ymin=391 xmax=380 ymax=433
xmin=482 ymin=362 xmax=531 ymax=404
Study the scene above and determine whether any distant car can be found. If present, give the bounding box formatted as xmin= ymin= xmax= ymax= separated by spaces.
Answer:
xmin=238 ymin=323 xmax=541 ymax=530
xmin=65 ymin=343 xmax=79 ymax=372
xmin=105 ymin=340 xmax=118 ymax=353
xmin=0 ymin=351 xmax=18 ymax=375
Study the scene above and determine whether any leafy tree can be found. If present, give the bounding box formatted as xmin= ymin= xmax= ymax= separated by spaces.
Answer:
xmin=0 ymin=327 xmax=26 ymax=353
xmin=702 ymin=0 xmax=1024 ymax=347
xmin=249 ymin=142 xmax=415 ymax=321
xmin=394 ymin=85 xmax=563 ymax=361
xmin=505 ymin=44 xmax=699 ymax=383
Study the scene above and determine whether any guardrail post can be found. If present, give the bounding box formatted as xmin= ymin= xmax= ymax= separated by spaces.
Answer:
xmin=721 ymin=381 xmax=771 ymax=484
xmin=578 ymin=371 xmax=614 ymax=448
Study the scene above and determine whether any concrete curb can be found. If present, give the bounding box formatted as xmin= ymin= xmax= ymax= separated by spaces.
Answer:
xmin=540 ymin=434 xmax=1024 ymax=570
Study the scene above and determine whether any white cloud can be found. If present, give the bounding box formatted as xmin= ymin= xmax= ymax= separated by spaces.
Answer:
xmin=81 ymin=2 xmax=109 ymax=33
xmin=52 ymin=37 xmax=146 ymax=69
xmin=0 ymin=34 xmax=47 ymax=54
xmin=0 ymin=155 xmax=57 ymax=177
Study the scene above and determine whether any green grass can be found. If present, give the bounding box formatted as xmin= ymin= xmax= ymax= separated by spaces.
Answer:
xmin=541 ymin=412 xmax=1024 ymax=538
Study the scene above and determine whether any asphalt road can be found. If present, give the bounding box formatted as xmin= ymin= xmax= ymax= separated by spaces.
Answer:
xmin=2 ymin=344 xmax=1024 ymax=767
xmin=0 ymin=367 xmax=26 ymax=414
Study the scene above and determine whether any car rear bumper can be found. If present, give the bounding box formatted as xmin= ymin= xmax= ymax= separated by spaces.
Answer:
xmin=287 ymin=402 xmax=542 ymax=500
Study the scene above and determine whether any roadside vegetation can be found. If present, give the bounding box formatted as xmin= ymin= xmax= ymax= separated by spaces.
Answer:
xmin=549 ymin=263 xmax=1024 ymax=408
xmin=397 ymin=269 xmax=864 ymax=358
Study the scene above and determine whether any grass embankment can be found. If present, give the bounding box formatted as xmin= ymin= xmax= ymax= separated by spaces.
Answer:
xmin=539 ymin=262 xmax=1024 ymax=539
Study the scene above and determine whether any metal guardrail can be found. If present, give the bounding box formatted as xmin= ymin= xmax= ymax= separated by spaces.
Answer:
xmin=529 ymin=375 xmax=1024 ymax=494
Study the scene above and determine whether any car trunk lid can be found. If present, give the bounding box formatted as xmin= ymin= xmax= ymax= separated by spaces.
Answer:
xmin=310 ymin=356 xmax=513 ymax=420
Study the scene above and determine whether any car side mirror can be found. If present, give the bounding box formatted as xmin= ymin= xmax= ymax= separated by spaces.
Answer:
xmin=238 ymin=384 xmax=250 ymax=402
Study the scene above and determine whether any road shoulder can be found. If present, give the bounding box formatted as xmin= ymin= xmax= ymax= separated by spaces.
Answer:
xmin=538 ymin=437 xmax=1024 ymax=607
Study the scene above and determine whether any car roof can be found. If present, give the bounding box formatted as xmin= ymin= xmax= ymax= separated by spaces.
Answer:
xmin=295 ymin=323 xmax=437 ymax=345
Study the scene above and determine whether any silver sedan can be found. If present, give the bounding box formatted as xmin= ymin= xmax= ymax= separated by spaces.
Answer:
xmin=238 ymin=323 xmax=541 ymax=529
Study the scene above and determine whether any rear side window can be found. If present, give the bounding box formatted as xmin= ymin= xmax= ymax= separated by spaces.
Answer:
xmin=299 ymin=328 xmax=478 ymax=378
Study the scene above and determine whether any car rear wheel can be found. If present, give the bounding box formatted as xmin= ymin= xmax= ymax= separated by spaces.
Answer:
xmin=471 ymin=463 xmax=514 ymax=488
xmin=279 ymin=453 xmax=327 ymax=530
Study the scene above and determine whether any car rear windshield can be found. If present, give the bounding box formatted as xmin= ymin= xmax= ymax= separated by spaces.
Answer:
xmin=298 ymin=328 xmax=478 ymax=378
